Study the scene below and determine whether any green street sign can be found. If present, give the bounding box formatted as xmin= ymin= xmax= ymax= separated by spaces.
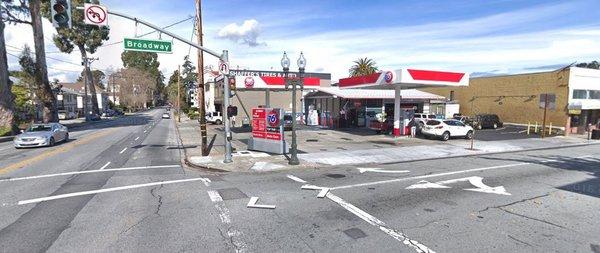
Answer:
xmin=123 ymin=38 xmax=172 ymax=54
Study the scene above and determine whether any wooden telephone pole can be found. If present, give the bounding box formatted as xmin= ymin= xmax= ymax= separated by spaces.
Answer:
xmin=196 ymin=0 xmax=208 ymax=155
xmin=177 ymin=65 xmax=181 ymax=122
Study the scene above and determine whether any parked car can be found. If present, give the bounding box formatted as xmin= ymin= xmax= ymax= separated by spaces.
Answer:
xmin=13 ymin=123 xmax=69 ymax=148
xmin=162 ymin=112 xmax=171 ymax=119
xmin=58 ymin=110 xmax=76 ymax=120
xmin=472 ymin=114 xmax=503 ymax=129
xmin=422 ymin=119 xmax=474 ymax=141
xmin=413 ymin=113 xmax=437 ymax=126
xmin=206 ymin=111 xmax=223 ymax=124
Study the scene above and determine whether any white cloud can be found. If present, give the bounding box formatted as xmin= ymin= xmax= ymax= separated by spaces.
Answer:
xmin=217 ymin=19 xmax=265 ymax=47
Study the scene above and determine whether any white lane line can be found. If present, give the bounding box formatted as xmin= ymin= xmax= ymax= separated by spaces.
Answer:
xmin=207 ymin=190 xmax=223 ymax=202
xmin=0 ymin=165 xmax=181 ymax=182
xmin=17 ymin=177 xmax=208 ymax=205
xmin=99 ymin=162 xmax=111 ymax=170
xmin=327 ymin=193 xmax=435 ymax=253
xmin=119 ymin=148 xmax=127 ymax=154
xmin=332 ymin=155 xmax=593 ymax=190
xmin=289 ymin=175 xmax=434 ymax=253
xmin=287 ymin=174 xmax=307 ymax=183
xmin=134 ymin=137 xmax=140 ymax=141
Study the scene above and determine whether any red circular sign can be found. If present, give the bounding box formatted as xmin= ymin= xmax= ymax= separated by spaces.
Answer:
xmin=267 ymin=110 xmax=280 ymax=127
xmin=384 ymin=71 xmax=394 ymax=83
xmin=86 ymin=6 xmax=106 ymax=24
xmin=244 ymin=77 xmax=255 ymax=88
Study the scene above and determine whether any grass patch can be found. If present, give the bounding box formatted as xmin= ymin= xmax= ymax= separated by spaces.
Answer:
xmin=0 ymin=126 xmax=12 ymax=137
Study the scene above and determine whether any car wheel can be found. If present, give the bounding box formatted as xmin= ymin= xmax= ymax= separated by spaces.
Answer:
xmin=441 ymin=131 xmax=450 ymax=141
xmin=465 ymin=131 xmax=473 ymax=139
xmin=49 ymin=137 xmax=55 ymax=147
xmin=215 ymin=119 xmax=222 ymax=125
xmin=493 ymin=123 xmax=498 ymax=129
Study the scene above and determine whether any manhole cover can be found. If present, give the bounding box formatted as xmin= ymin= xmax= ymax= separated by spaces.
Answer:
xmin=320 ymin=149 xmax=327 ymax=151
xmin=318 ymin=133 xmax=327 ymax=135
xmin=306 ymin=139 xmax=319 ymax=142
xmin=373 ymin=144 xmax=383 ymax=148
xmin=325 ymin=173 xmax=346 ymax=179
xmin=216 ymin=188 xmax=248 ymax=200
xmin=241 ymin=151 xmax=251 ymax=154
xmin=340 ymin=137 xmax=352 ymax=141
xmin=336 ymin=147 xmax=347 ymax=150
xmin=343 ymin=228 xmax=367 ymax=239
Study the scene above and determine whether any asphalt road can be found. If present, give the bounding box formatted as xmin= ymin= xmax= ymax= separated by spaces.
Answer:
xmin=0 ymin=108 xmax=598 ymax=252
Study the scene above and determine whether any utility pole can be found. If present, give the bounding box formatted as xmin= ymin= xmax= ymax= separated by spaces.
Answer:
xmin=222 ymin=50 xmax=232 ymax=163
xmin=196 ymin=0 xmax=208 ymax=156
xmin=178 ymin=65 xmax=181 ymax=122
xmin=541 ymin=93 xmax=549 ymax=138
xmin=82 ymin=57 xmax=98 ymax=121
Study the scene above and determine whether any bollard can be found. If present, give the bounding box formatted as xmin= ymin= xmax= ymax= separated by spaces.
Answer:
xmin=534 ymin=122 xmax=538 ymax=133
xmin=548 ymin=122 xmax=552 ymax=135
xmin=527 ymin=122 xmax=530 ymax=135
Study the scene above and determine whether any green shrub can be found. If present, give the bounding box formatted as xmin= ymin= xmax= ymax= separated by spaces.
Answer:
xmin=0 ymin=126 xmax=12 ymax=137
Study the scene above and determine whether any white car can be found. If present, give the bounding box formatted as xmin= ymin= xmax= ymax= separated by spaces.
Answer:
xmin=422 ymin=119 xmax=473 ymax=141
xmin=205 ymin=111 xmax=223 ymax=124
xmin=13 ymin=123 xmax=69 ymax=148
xmin=162 ymin=113 xmax=170 ymax=119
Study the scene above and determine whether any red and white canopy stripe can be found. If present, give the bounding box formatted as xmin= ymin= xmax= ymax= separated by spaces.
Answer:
xmin=339 ymin=69 xmax=469 ymax=89
xmin=234 ymin=76 xmax=321 ymax=90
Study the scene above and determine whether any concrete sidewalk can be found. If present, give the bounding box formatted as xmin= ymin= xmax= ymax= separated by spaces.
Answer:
xmin=298 ymin=135 xmax=599 ymax=166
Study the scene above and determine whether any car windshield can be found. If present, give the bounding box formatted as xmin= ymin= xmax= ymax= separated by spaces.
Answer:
xmin=284 ymin=115 xmax=293 ymax=120
xmin=426 ymin=120 xmax=441 ymax=125
xmin=27 ymin=125 xmax=52 ymax=132
xmin=427 ymin=115 xmax=437 ymax=119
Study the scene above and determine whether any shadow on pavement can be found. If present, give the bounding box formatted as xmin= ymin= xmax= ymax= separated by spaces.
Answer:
xmin=64 ymin=114 xmax=155 ymax=133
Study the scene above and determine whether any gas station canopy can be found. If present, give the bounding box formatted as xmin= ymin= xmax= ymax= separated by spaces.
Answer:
xmin=338 ymin=68 xmax=470 ymax=137
xmin=339 ymin=69 xmax=469 ymax=89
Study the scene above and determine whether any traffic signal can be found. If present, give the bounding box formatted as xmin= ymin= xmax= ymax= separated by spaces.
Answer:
xmin=228 ymin=76 xmax=236 ymax=98
xmin=51 ymin=0 xmax=72 ymax=28
xmin=227 ymin=106 xmax=238 ymax=117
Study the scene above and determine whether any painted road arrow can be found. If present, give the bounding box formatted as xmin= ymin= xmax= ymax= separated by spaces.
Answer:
xmin=301 ymin=184 xmax=331 ymax=198
xmin=405 ymin=176 xmax=511 ymax=195
xmin=247 ymin=197 xmax=276 ymax=209
xmin=357 ymin=168 xmax=410 ymax=174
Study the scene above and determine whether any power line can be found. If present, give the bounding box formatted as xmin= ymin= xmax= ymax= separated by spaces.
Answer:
xmin=6 ymin=44 xmax=81 ymax=66
xmin=99 ymin=15 xmax=194 ymax=48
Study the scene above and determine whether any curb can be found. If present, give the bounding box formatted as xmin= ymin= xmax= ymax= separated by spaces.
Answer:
xmin=0 ymin=136 xmax=14 ymax=143
xmin=174 ymin=119 xmax=228 ymax=173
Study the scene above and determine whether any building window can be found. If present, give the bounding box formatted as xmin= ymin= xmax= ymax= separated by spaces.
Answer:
xmin=590 ymin=90 xmax=600 ymax=100
xmin=573 ymin=89 xmax=588 ymax=99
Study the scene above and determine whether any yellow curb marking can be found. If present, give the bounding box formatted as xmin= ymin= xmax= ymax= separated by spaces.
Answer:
xmin=0 ymin=128 xmax=119 ymax=176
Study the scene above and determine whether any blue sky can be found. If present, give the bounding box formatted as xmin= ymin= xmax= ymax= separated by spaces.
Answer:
xmin=5 ymin=0 xmax=600 ymax=82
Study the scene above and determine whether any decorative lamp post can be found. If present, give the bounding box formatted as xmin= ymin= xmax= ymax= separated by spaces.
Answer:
xmin=282 ymin=51 xmax=305 ymax=165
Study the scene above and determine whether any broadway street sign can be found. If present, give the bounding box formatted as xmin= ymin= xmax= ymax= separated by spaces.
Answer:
xmin=123 ymin=38 xmax=172 ymax=54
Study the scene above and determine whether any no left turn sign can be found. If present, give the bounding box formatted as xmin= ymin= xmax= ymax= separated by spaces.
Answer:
xmin=219 ymin=62 xmax=230 ymax=75
xmin=84 ymin=3 xmax=108 ymax=26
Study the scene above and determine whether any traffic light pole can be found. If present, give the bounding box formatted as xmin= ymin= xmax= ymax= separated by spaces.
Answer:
xmin=221 ymin=51 xmax=233 ymax=163
xmin=81 ymin=7 xmax=234 ymax=162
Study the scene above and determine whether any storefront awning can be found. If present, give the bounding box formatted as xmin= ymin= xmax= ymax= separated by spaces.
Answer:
xmin=339 ymin=69 xmax=469 ymax=89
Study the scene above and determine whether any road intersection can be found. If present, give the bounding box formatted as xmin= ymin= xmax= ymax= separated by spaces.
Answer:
xmin=0 ymin=108 xmax=598 ymax=252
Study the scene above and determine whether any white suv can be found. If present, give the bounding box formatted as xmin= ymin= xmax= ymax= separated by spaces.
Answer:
xmin=206 ymin=111 xmax=223 ymax=124
xmin=422 ymin=119 xmax=474 ymax=141
xmin=413 ymin=113 xmax=437 ymax=126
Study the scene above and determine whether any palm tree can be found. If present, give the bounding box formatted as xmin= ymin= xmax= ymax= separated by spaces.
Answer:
xmin=349 ymin=58 xmax=379 ymax=77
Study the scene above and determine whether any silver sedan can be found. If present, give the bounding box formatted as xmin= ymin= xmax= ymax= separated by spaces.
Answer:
xmin=13 ymin=123 xmax=69 ymax=149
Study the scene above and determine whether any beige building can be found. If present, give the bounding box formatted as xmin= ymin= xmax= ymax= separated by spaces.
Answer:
xmin=208 ymin=69 xmax=332 ymax=126
xmin=420 ymin=67 xmax=600 ymax=135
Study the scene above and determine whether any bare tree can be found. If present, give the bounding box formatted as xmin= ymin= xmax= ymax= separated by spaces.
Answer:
xmin=112 ymin=68 xmax=154 ymax=111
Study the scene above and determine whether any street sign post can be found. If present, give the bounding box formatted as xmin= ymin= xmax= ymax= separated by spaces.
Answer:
xmin=83 ymin=4 xmax=108 ymax=26
xmin=123 ymin=38 xmax=173 ymax=54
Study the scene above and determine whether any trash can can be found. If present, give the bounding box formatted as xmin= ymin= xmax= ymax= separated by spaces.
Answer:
xmin=592 ymin=129 xmax=600 ymax=140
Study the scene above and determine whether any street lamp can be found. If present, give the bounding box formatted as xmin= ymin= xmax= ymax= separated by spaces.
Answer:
xmin=282 ymin=51 xmax=305 ymax=165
